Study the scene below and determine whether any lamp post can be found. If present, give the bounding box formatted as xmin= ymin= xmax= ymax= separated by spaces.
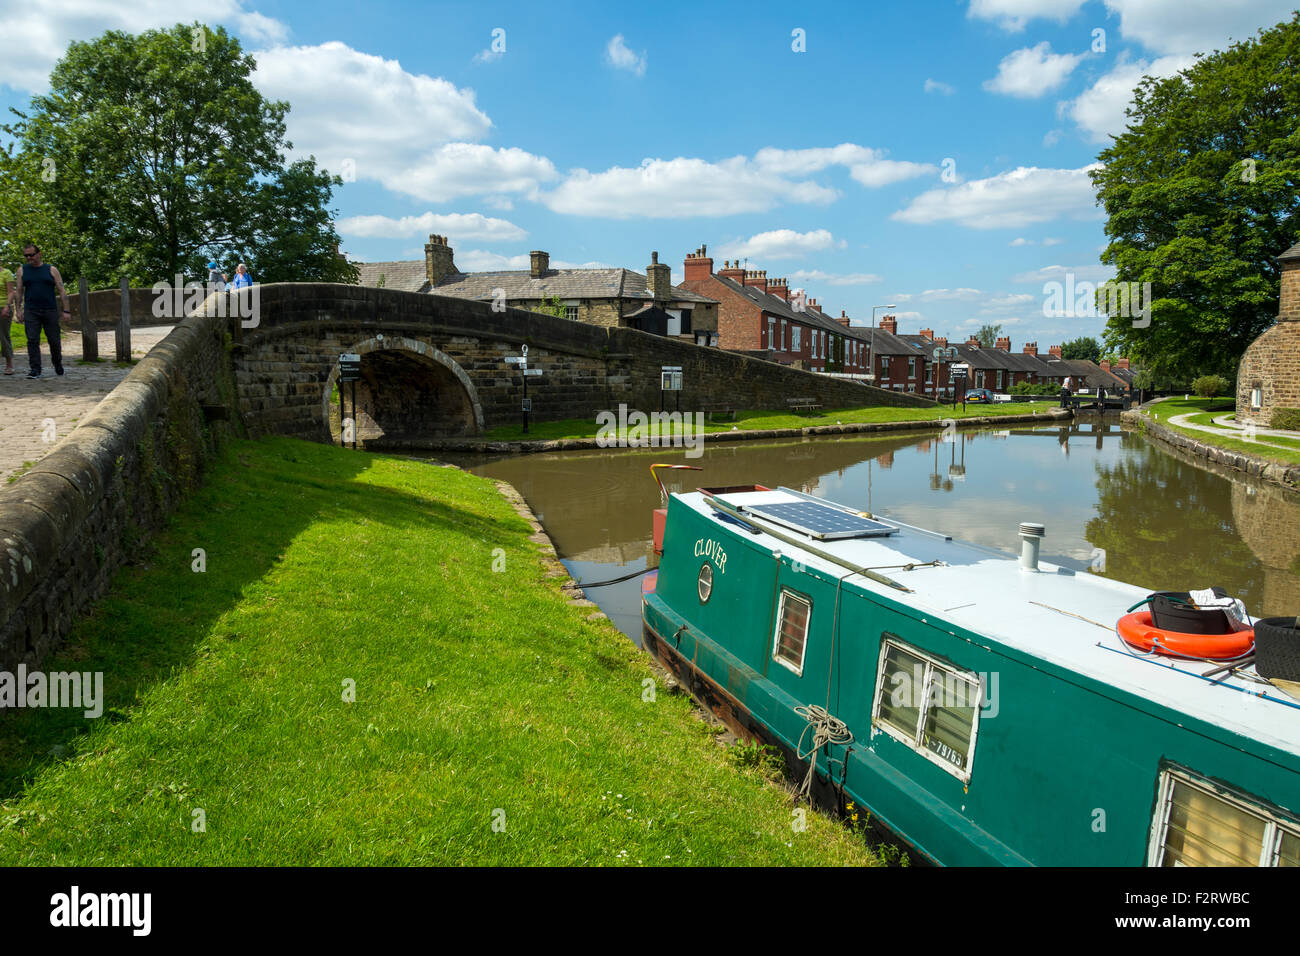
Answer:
xmin=868 ymin=304 xmax=896 ymax=384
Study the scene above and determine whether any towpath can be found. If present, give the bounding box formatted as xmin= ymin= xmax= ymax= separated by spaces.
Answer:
xmin=0 ymin=326 xmax=176 ymax=482
xmin=1165 ymin=411 xmax=1300 ymax=454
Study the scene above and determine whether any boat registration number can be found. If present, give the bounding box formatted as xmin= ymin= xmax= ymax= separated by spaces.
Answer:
xmin=923 ymin=734 xmax=965 ymax=769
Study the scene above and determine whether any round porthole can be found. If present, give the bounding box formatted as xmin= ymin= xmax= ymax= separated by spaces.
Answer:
xmin=697 ymin=563 xmax=714 ymax=603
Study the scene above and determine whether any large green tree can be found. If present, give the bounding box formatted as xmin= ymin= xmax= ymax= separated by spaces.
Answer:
xmin=1091 ymin=13 xmax=1300 ymax=381
xmin=975 ymin=323 xmax=1002 ymax=348
xmin=1060 ymin=336 xmax=1101 ymax=363
xmin=3 ymin=22 xmax=356 ymax=286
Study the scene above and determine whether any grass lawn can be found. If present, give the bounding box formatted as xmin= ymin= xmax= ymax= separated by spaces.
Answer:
xmin=1145 ymin=397 xmax=1300 ymax=464
xmin=8 ymin=321 xmax=23 ymax=352
xmin=0 ymin=438 xmax=881 ymax=866
xmin=484 ymin=401 xmax=1055 ymax=442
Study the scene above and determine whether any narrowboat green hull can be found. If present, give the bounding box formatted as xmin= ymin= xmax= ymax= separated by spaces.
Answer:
xmin=641 ymin=485 xmax=1300 ymax=867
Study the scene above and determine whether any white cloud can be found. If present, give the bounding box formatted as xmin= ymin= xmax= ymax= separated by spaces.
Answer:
xmin=1043 ymin=237 xmax=1064 ymax=245
xmin=984 ymin=42 xmax=1086 ymax=97
xmin=1010 ymin=237 xmax=1034 ymax=246
xmin=892 ymin=164 xmax=1103 ymax=229
xmin=1101 ymin=0 xmax=1297 ymax=56
xmin=721 ymin=229 xmax=842 ymax=260
xmin=455 ymin=250 xmax=610 ymax=271
xmin=541 ymin=155 xmax=838 ymax=218
xmin=0 ymin=0 xmax=289 ymax=91
xmin=606 ymin=34 xmax=646 ymax=76
xmin=1010 ymin=263 xmax=1117 ymax=283
xmin=336 ymin=212 xmax=526 ymax=241
xmin=384 ymin=143 xmax=559 ymax=203
xmin=1043 ymin=129 xmax=1063 ymax=146
xmin=980 ymin=293 xmax=1037 ymax=312
xmin=754 ymin=144 xmax=936 ymax=187
xmin=787 ymin=269 xmax=883 ymax=286
xmin=253 ymin=43 xmax=494 ymax=183
xmin=967 ymin=0 xmax=1088 ymax=31
xmin=1061 ymin=53 xmax=1195 ymax=141
xmin=924 ymin=78 xmax=956 ymax=95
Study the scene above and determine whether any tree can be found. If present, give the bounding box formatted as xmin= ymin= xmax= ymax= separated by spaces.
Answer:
xmin=1091 ymin=13 xmax=1300 ymax=381
xmin=5 ymin=22 xmax=355 ymax=286
xmin=1061 ymin=336 xmax=1101 ymax=363
xmin=976 ymin=323 xmax=1002 ymax=348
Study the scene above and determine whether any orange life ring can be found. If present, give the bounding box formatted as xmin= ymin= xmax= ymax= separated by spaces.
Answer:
xmin=1116 ymin=610 xmax=1254 ymax=660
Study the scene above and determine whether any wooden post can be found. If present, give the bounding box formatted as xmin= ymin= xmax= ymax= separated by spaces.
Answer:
xmin=78 ymin=276 xmax=97 ymax=362
xmin=116 ymin=277 xmax=131 ymax=362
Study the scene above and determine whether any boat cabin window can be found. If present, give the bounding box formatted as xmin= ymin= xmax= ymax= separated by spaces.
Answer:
xmin=1149 ymin=768 xmax=1300 ymax=867
xmin=772 ymin=589 xmax=811 ymax=676
xmin=871 ymin=636 xmax=981 ymax=783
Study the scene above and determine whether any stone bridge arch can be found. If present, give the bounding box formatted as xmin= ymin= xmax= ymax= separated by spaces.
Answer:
xmin=322 ymin=335 xmax=485 ymax=445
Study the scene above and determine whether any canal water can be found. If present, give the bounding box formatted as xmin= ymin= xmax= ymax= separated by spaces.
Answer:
xmin=436 ymin=421 xmax=1300 ymax=643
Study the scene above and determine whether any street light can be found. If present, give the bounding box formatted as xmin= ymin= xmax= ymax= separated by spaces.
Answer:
xmin=868 ymin=304 xmax=896 ymax=383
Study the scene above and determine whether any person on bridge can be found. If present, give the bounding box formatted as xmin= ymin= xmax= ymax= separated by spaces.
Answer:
xmin=0 ymin=264 xmax=14 ymax=375
xmin=15 ymin=243 xmax=70 ymax=379
xmin=206 ymin=261 xmax=227 ymax=291
xmin=231 ymin=263 xmax=253 ymax=289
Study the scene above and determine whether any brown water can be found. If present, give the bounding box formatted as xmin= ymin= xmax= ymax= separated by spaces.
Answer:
xmin=436 ymin=422 xmax=1300 ymax=642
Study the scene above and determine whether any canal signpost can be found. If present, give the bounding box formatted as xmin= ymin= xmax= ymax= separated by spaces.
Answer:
xmin=661 ymin=365 xmax=682 ymax=413
xmin=950 ymin=362 xmax=969 ymax=410
xmin=338 ymin=353 xmax=361 ymax=449
xmin=506 ymin=345 xmax=540 ymax=434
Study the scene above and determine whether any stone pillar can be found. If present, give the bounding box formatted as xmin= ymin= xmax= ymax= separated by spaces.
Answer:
xmin=79 ymin=276 xmax=96 ymax=361
xmin=116 ymin=277 xmax=131 ymax=362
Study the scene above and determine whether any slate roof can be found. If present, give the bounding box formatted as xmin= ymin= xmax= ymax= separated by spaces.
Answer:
xmin=712 ymin=275 xmax=863 ymax=340
xmin=1278 ymin=241 xmax=1300 ymax=262
xmin=432 ymin=267 xmax=717 ymax=305
xmin=354 ymin=260 xmax=430 ymax=294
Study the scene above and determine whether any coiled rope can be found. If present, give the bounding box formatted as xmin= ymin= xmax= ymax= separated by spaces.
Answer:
xmin=793 ymin=704 xmax=853 ymax=803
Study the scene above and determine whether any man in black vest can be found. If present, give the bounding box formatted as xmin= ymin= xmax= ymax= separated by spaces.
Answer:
xmin=15 ymin=243 xmax=70 ymax=379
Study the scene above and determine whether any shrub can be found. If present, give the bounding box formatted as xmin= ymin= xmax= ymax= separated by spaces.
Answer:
xmin=1271 ymin=407 xmax=1300 ymax=431
xmin=1191 ymin=374 xmax=1231 ymax=398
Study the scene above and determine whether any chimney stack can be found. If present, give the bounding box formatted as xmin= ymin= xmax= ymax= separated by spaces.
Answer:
xmin=1049 ymin=344 xmax=1063 ymax=358
xmin=718 ymin=260 xmax=744 ymax=282
xmin=530 ymin=250 xmax=550 ymax=279
xmin=995 ymin=336 xmax=1011 ymax=351
xmin=935 ymin=336 xmax=948 ymax=348
xmin=880 ymin=314 xmax=897 ymax=334
xmin=1118 ymin=357 xmax=1130 ymax=370
xmin=768 ymin=278 xmax=789 ymax=301
xmin=647 ymin=250 xmax=671 ymax=302
xmin=742 ymin=269 xmax=769 ymax=294
xmin=683 ymin=245 xmax=714 ymax=282
xmin=425 ymin=234 xmax=458 ymax=285
xmin=1022 ymin=341 xmax=1038 ymax=356
xmin=839 ymin=310 xmax=851 ymax=328
xmin=1099 ymin=359 xmax=1111 ymax=372
xmin=919 ymin=328 xmax=934 ymax=341
xmin=807 ymin=298 xmax=823 ymax=314
xmin=967 ymin=335 xmax=981 ymax=347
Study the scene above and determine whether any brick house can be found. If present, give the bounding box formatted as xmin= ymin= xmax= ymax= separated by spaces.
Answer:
xmin=679 ymin=248 xmax=871 ymax=373
xmin=356 ymin=236 xmax=719 ymax=344
xmin=1237 ymin=240 xmax=1300 ymax=426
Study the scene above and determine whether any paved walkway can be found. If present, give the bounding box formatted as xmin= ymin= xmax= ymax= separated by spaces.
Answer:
xmin=1166 ymin=411 xmax=1299 ymax=453
xmin=1 ymin=326 xmax=176 ymax=482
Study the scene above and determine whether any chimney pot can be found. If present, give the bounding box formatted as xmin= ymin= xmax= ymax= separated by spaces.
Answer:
xmin=530 ymin=250 xmax=549 ymax=279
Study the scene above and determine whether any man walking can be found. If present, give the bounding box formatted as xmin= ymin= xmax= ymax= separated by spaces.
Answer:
xmin=15 ymin=243 xmax=70 ymax=379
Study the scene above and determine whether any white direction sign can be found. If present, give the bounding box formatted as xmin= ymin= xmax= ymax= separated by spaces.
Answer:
xmin=523 ymin=368 xmax=544 ymax=376
xmin=504 ymin=356 xmax=526 ymax=365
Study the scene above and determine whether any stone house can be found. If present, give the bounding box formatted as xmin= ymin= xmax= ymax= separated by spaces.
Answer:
xmin=356 ymin=236 xmax=719 ymax=345
xmin=1237 ymin=241 xmax=1300 ymax=426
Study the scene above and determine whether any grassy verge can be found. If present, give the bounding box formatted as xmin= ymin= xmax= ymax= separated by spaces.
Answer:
xmin=0 ymin=437 xmax=880 ymax=866
xmin=485 ymin=401 xmax=1055 ymax=442
xmin=1145 ymin=397 xmax=1300 ymax=464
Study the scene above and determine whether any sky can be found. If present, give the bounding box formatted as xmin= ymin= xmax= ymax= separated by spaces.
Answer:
xmin=0 ymin=0 xmax=1295 ymax=349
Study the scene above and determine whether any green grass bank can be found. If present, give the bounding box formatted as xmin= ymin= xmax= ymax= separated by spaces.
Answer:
xmin=0 ymin=437 xmax=880 ymax=866
xmin=1145 ymin=396 xmax=1300 ymax=464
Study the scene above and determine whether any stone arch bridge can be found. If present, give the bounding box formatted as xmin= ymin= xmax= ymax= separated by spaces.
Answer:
xmin=235 ymin=284 xmax=930 ymax=445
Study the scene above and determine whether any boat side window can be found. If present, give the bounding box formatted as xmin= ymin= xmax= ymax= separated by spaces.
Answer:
xmin=871 ymin=635 xmax=981 ymax=783
xmin=771 ymin=589 xmax=811 ymax=676
xmin=1149 ymin=768 xmax=1300 ymax=867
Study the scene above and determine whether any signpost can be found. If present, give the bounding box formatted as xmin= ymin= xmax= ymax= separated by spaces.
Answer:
xmin=338 ymin=353 xmax=361 ymax=449
xmin=508 ymin=344 xmax=541 ymax=434
xmin=950 ymin=362 xmax=969 ymax=410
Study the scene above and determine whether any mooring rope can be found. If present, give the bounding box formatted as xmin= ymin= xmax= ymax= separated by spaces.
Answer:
xmin=793 ymin=704 xmax=853 ymax=803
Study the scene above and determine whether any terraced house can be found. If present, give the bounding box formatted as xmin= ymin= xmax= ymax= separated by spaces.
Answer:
xmin=357 ymin=236 xmax=720 ymax=346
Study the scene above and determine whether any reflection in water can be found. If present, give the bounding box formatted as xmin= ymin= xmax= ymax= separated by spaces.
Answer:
xmin=437 ymin=421 xmax=1300 ymax=641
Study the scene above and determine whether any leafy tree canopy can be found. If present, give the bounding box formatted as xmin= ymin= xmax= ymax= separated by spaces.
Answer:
xmin=1091 ymin=13 xmax=1300 ymax=381
xmin=975 ymin=323 xmax=1002 ymax=348
xmin=1061 ymin=336 xmax=1101 ymax=362
xmin=2 ymin=22 xmax=356 ymax=286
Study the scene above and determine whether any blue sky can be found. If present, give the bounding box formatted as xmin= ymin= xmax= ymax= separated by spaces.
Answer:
xmin=1 ymin=0 xmax=1295 ymax=348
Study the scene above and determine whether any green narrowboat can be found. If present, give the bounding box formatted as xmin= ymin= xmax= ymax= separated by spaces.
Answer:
xmin=640 ymin=481 xmax=1300 ymax=866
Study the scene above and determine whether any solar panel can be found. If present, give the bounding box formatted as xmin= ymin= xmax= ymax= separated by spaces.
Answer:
xmin=743 ymin=500 xmax=898 ymax=540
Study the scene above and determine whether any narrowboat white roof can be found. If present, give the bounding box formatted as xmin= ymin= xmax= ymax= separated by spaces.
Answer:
xmin=678 ymin=487 xmax=1300 ymax=760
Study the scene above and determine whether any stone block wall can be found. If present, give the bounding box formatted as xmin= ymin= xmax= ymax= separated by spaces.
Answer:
xmin=1238 ymin=256 xmax=1300 ymax=426
xmin=0 ymin=308 xmax=243 ymax=672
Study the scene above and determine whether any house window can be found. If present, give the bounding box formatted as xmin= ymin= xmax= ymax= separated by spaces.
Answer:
xmin=1251 ymin=387 xmax=1263 ymax=410
xmin=564 ymin=306 xmax=579 ymax=321
xmin=926 ymin=365 xmax=934 ymax=384
xmin=997 ymin=370 xmax=1004 ymax=390
xmin=871 ymin=635 xmax=981 ymax=782
xmin=1149 ymin=767 xmax=1300 ymax=866
xmin=880 ymin=356 xmax=890 ymax=375
xmin=792 ymin=325 xmax=801 ymax=351
xmin=908 ymin=357 xmax=916 ymax=379
xmin=976 ymin=370 xmax=985 ymax=388
xmin=771 ymin=589 xmax=811 ymax=676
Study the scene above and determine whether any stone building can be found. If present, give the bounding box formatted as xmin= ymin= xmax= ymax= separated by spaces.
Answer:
xmin=356 ymin=237 xmax=719 ymax=345
xmin=1237 ymin=241 xmax=1300 ymax=427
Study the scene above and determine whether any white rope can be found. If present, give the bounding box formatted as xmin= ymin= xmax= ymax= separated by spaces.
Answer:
xmin=793 ymin=704 xmax=853 ymax=803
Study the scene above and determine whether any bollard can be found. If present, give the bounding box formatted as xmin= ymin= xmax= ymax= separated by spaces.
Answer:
xmin=116 ymin=277 xmax=131 ymax=362
xmin=78 ymin=276 xmax=97 ymax=362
